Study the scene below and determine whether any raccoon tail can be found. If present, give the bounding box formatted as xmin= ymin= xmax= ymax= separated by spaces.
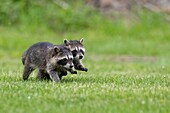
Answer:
xmin=22 ymin=56 xmax=25 ymax=65
xmin=22 ymin=52 xmax=26 ymax=65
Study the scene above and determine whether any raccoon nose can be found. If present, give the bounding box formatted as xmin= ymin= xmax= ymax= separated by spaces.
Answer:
xmin=79 ymin=55 xmax=83 ymax=59
xmin=70 ymin=65 xmax=74 ymax=68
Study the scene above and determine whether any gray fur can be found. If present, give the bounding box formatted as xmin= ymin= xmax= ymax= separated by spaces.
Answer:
xmin=22 ymin=42 xmax=76 ymax=82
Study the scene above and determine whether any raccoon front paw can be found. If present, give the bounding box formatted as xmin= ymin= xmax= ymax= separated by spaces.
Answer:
xmin=71 ymin=70 xmax=77 ymax=74
xmin=83 ymin=68 xmax=88 ymax=72
xmin=78 ymin=65 xmax=88 ymax=72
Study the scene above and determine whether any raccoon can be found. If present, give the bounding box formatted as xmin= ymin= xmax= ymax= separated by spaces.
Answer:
xmin=64 ymin=38 xmax=88 ymax=72
xmin=22 ymin=42 xmax=76 ymax=82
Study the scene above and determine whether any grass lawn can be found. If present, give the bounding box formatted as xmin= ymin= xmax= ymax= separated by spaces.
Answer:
xmin=0 ymin=12 xmax=170 ymax=113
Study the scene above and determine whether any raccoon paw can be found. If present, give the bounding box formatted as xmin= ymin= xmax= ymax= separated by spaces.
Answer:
xmin=78 ymin=65 xmax=88 ymax=72
xmin=83 ymin=68 xmax=88 ymax=72
xmin=71 ymin=71 xmax=77 ymax=74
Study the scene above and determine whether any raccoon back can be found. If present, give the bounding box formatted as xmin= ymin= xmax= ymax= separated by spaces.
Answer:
xmin=22 ymin=42 xmax=53 ymax=67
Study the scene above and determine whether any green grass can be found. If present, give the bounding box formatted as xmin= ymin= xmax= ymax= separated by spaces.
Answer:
xmin=0 ymin=10 xmax=170 ymax=113
xmin=0 ymin=56 xmax=169 ymax=113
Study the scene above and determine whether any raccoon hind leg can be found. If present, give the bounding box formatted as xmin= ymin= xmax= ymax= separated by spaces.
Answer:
xmin=23 ymin=65 xmax=34 ymax=80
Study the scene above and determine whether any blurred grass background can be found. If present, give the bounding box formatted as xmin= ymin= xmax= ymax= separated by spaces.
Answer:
xmin=0 ymin=0 xmax=170 ymax=59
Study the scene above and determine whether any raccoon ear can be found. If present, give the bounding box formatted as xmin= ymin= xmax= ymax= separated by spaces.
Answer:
xmin=80 ymin=38 xmax=84 ymax=43
xmin=64 ymin=39 xmax=70 ymax=46
xmin=53 ymin=46 xmax=60 ymax=54
xmin=49 ymin=46 xmax=60 ymax=57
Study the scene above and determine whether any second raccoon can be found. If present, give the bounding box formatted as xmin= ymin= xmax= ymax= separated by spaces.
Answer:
xmin=64 ymin=38 xmax=88 ymax=72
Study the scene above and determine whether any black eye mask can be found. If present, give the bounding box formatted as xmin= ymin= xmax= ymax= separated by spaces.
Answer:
xmin=80 ymin=49 xmax=84 ymax=55
xmin=57 ymin=58 xmax=68 ymax=65
xmin=72 ymin=50 xmax=77 ymax=57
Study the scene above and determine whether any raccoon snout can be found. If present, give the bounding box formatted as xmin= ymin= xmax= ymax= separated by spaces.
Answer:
xmin=79 ymin=55 xmax=83 ymax=59
xmin=70 ymin=64 xmax=74 ymax=68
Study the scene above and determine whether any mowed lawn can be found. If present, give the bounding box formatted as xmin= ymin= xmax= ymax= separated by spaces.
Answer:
xmin=0 ymin=16 xmax=170 ymax=113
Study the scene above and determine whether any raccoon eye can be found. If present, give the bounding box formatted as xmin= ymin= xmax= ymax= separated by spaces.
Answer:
xmin=63 ymin=58 xmax=67 ymax=61
xmin=57 ymin=58 xmax=68 ymax=65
